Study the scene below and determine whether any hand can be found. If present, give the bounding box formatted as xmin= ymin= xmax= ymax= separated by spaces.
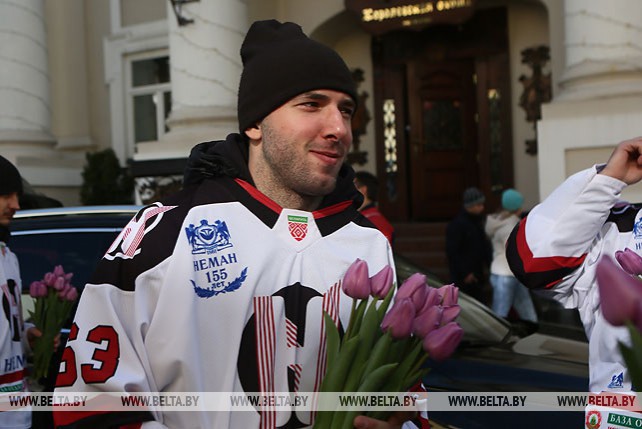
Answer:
xmin=600 ymin=137 xmax=642 ymax=185
xmin=353 ymin=411 xmax=418 ymax=428
xmin=26 ymin=327 xmax=41 ymax=350
xmin=26 ymin=327 xmax=61 ymax=351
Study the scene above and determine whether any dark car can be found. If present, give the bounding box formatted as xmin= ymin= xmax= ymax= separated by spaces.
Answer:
xmin=10 ymin=206 xmax=588 ymax=428
xmin=396 ymin=254 xmax=588 ymax=427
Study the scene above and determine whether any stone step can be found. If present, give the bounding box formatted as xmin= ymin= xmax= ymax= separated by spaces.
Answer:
xmin=392 ymin=222 xmax=450 ymax=283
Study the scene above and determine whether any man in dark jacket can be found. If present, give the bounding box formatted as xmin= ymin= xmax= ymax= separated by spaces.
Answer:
xmin=446 ymin=186 xmax=493 ymax=305
xmin=54 ymin=20 xmax=424 ymax=429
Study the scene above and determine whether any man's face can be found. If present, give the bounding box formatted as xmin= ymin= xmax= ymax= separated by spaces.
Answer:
xmin=466 ymin=202 xmax=485 ymax=215
xmin=0 ymin=192 xmax=20 ymax=227
xmin=247 ymin=89 xmax=355 ymax=200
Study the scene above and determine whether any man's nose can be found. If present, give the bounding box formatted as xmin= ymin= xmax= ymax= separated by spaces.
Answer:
xmin=323 ymin=107 xmax=350 ymax=141
xmin=8 ymin=193 xmax=20 ymax=210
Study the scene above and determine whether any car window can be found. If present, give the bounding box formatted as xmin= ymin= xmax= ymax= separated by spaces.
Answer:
xmin=456 ymin=294 xmax=510 ymax=344
xmin=10 ymin=229 xmax=120 ymax=319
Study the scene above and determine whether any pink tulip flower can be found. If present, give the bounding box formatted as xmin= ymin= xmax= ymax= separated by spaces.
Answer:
xmin=440 ymin=305 xmax=461 ymax=326
xmin=381 ymin=298 xmax=416 ymax=339
xmin=615 ymin=248 xmax=642 ymax=276
xmin=416 ymin=287 xmax=442 ymax=315
xmin=342 ymin=259 xmax=371 ymax=300
xmin=29 ymin=281 xmax=47 ymax=298
xmin=413 ymin=305 xmax=442 ymax=338
xmin=596 ymin=256 xmax=642 ymax=330
xmin=67 ymin=287 xmax=78 ymax=301
xmin=62 ymin=286 xmax=79 ymax=302
xmin=53 ymin=265 xmax=65 ymax=277
xmin=370 ymin=265 xmax=394 ymax=299
xmin=44 ymin=272 xmax=56 ymax=287
xmin=396 ymin=273 xmax=428 ymax=311
xmin=53 ymin=276 xmax=65 ymax=291
xmin=423 ymin=321 xmax=464 ymax=361
xmin=438 ymin=284 xmax=459 ymax=306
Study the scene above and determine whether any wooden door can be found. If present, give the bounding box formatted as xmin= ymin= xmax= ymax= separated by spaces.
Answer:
xmin=406 ymin=59 xmax=478 ymax=220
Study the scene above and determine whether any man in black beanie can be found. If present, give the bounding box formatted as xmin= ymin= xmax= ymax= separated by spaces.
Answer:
xmin=0 ymin=155 xmax=37 ymax=429
xmin=56 ymin=20 xmax=424 ymax=429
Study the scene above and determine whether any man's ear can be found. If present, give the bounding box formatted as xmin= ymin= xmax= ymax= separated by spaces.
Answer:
xmin=244 ymin=123 xmax=261 ymax=141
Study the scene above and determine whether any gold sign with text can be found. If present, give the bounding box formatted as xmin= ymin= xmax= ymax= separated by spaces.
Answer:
xmin=346 ymin=0 xmax=475 ymax=34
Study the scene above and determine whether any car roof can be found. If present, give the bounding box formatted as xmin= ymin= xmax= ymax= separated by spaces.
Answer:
xmin=10 ymin=205 xmax=141 ymax=232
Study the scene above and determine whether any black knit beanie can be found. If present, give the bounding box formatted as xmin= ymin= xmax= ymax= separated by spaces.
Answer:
xmin=0 ymin=155 xmax=22 ymax=196
xmin=237 ymin=20 xmax=358 ymax=133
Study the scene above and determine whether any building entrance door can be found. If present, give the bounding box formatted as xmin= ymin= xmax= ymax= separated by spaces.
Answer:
xmin=407 ymin=59 xmax=478 ymax=220
xmin=374 ymin=7 xmax=513 ymax=222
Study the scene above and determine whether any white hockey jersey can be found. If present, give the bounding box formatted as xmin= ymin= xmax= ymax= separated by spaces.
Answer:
xmin=0 ymin=241 xmax=30 ymax=428
xmin=53 ymin=136 xmax=423 ymax=429
xmin=506 ymin=166 xmax=635 ymax=393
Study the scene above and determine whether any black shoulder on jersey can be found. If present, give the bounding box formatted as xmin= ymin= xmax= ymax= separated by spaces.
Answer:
xmin=607 ymin=203 xmax=642 ymax=232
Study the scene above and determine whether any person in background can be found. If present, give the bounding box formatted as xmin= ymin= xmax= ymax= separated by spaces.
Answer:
xmin=354 ymin=171 xmax=395 ymax=246
xmin=506 ymin=137 xmax=642 ymax=396
xmin=54 ymin=20 xmax=425 ymax=429
xmin=0 ymin=155 xmax=41 ymax=429
xmin=446 ymin=186 xmax=493 ymax=305
xmin=485 ymin=189 xmax=537 ymax=322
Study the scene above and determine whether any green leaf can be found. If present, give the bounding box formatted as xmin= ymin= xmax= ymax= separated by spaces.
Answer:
xmin=339 ymin=363 xmax=399 ymax=429
xmin=343 ymin=299 xmax=385 ymax=392
xmin=320 ymin=334 xmax=361 ymax=393
xmin=621 ymin=323 xmax=642 ymax=390
xmin=345 ymin=299 xmax=368 ymax=341
xmin=323 ymin=312 xmax=341 ymax=371
xmin=360 ymin=331 xmax=393 ymax=381
xmin=382 ymin=338 xmax=424 ymax=393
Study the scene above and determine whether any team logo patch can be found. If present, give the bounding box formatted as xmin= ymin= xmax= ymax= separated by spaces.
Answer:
xmin=585 ymin=410 xmax=601 ymax=429
xmin=191 ymin=267 xmax=248 ymax=298
xmin=105 ymin=204 xmax=176 ymax=260
xmin=288 ymin=215 xmax=308 ymax=241
xmin=185 ymin=219 xmax=233 ymax=254
xmin=634 ymin=218 xmax=642 ymax=239
xmin=187 ymin=218 xmax=247 ymax=298
xmin=607 ymin=372 xmax=624 ymax=389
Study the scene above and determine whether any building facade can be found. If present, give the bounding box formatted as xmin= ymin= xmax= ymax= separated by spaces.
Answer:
xmin=2 ymin=0 xmax=642 ymax=219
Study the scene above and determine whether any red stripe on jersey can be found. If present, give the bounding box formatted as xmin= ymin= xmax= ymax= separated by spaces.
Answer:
xmin=235 ymin=179 xmax=282 ymax=214
xmin=313 ymin=200 xmax=352 ymax=219
xmin=254 ymin=296 xmax=276 ymax=429
xmin=0 ymin=370 xmax=23 ymax=384
xmin=289 ymin=364 xmax=302 ymax=393
xmin=516 ymin=218 xmax=587 ymax=287
xmin=286 ymin=318 xmax=299 ymax=348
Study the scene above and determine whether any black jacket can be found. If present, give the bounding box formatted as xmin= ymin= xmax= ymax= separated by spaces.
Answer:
xmin=445 ymin=209 xmax=492 ymax=286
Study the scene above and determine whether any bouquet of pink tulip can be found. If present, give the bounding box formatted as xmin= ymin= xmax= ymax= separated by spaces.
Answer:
xmin=313 ymin=259 xmax=464 ymax=429
xmin=596 ymin=248 xmax=642 ymax=390
xmin=28 ymin=265 xmax=78 ymax=380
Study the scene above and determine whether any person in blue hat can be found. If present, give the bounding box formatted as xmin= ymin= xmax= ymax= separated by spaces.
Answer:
xmin=485 ymin=189 xmax=538 ymax=322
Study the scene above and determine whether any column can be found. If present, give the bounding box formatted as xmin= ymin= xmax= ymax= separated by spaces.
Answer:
xmin=136 ymin=0 xmax=248 ymax=158
xmin=537 ymin=0 xmax=642 ymax=202
xmin=558 ymin=0 xmax=642 ymax=100
xmin=0 ymin=0 xmax=55 ymax=158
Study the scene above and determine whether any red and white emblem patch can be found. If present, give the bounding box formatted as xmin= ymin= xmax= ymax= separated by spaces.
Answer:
xmin=287 ymin=215 xmax=308 ymax=241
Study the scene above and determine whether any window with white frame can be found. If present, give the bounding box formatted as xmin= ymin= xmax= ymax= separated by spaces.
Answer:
xmin=125 ymin=52 xmax=172 ymax=147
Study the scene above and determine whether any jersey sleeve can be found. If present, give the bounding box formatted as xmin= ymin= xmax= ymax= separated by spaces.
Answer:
xmin=53 ymin=204 xmax=182 ymax=429
xmin=506 ymin=166 xmax=626 ymax=295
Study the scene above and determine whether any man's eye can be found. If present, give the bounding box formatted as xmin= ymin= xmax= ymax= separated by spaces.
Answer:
xmin=341 ymin=107 xmax=355 ymax=116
